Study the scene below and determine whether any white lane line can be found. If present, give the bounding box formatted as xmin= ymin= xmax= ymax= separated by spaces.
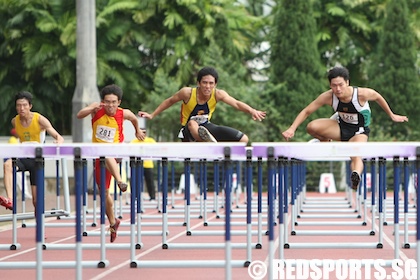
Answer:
xmin=366 ymin=213 xmax=411 ymax=261
xmin=0 ymin=206 xmax=177 ymax=261
xmin=90 ymin=214 xmax=220 ymax=280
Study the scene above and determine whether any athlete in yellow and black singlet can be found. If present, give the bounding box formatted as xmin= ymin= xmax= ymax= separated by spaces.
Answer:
xmin=180 ymin=87 xmax=244 ymax=142
xmin=138 ymin=67 xmax=266 ymax=143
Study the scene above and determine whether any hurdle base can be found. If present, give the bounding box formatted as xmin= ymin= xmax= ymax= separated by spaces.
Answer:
xmin=292 ymin=230 xmax=374 ymax=236
xmin=163 ymin=243 xmax=255 ymax=249
xmin=131 ymin=260 xmax=247 ymax=268
xmin=284 ymin=242 xmax=382 ymax=249
xmin=0 ymin=260 xmax=109 ymax=269
xmin=0 ymin=243 xmax=21 ymax=251
xmin=0 ymin=209 xmax=69 ymax=222
xmin=43 ymin=243 xmax=138 ymax=250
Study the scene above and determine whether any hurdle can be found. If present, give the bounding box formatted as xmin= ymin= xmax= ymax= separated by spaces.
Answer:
xmin=1 ymin=142 xmax=418 ymax=279
xmin=377 ymin=157 xmax=419 ymax=248
xmin=43 ymin=157 xmax=144 ymax=251
xmin=130 ymin=143 xmax=253 ymax=279
xmin=292 ymin=160 xmax=374 ymax=228
xmin=0 ymin=145 xmax=106 ymax=278
xmin=292 ymin=162 xmax=375 ymax=237
xmin=42 ymin=144 xmax=206 ymax=259
xmin=0 ymin=150 xmax=70 ymax=250
xmin=402 ymin=158 xmax=417 ymax=248
xmin=252 ymin=142 xmax=420 ymax=278
xmin=163 ymin=149 xmax=257 ymax=251
xmin=293 ymin=157 xmax=382 ymax=248
xmin=177 ymin=155 xmax=266 ymax=247
xmin=184 ymin=156 xmax=268 ymax=239
xmin=47 ymin=145 xmax=251 ymax=268
xmin=18 ymin=158 xmax=78 ymax=229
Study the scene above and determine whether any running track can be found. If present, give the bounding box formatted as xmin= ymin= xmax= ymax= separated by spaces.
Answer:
xmin=0 ymin=191 xmax=417 ymax=280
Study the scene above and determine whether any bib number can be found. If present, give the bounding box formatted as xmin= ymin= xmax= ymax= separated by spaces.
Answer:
xmin=338 ymin=112 xmax=359 ymax=125
xmin=190 ymin=114 xmax=209 ymax=125
xmin=95 ymin=125 xmax=116 ymax=142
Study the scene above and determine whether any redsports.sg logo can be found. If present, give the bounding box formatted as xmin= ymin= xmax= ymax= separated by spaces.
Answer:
xmin=248 ymin=259 xmax=417 ymax=280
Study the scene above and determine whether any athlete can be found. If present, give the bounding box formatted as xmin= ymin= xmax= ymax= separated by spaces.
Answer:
xmin=138 ymin=67 xmax=266 ymax=143
xmin=0 ymin=91 xmax=64 ymax=212
xmin=77 ymin=84 xmax=145 ymax=242
xmin=282 ymin=66 xmax=408 ymax=190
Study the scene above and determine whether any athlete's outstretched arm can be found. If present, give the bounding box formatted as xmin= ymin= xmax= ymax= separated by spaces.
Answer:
xmin=282 ymin=91 xmax=331 ymax=141
xmin=77 ymin=102 xmax=102 ymax=119
xmin=216 ymin=89 xmax=266 ymax=121
xmin=138 ymin=88 xmax=190 ymax=120
xmin=362 ymin=88 xmax=408 ymax=123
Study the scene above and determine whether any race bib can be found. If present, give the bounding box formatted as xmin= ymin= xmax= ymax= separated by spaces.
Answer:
xmin=95 ymin=125 xmax=116 ymax=143
xmin=190 ymin=114 xmax=209 ymax=125
xmin=338 ymin=112 xmax=359 ymax=125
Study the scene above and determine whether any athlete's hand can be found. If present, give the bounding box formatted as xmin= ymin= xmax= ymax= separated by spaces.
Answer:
xmin=391 ymin=114 xmax=408 ymax=123
xmin=135 ymin=129 xmax=146 ymax=141
xmin=282 ymin=128 xmax=295 ymax=141
xmin=252 ymin=109 xmax=266 ymax=121
xmin=91 ymin=102 xmax=103 ymax=115
xmin=53 ymin=135 xmax=64 ymax=144
xmin=138 ymin=111 xmax=152 ymax=120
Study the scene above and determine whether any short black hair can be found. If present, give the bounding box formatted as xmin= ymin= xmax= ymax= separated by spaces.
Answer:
xmin=100 ymin=84 xmax=123 ymax=100
xmin=197 ymin=67 xmax=218 ymax=84
xmin=15 ymin=91 xmax=33 ymax=105
xmin=327 ymin=67 xmax=350 ymax=83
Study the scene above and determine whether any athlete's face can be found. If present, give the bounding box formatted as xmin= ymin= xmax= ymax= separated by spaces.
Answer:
xmin=197 ymin=75 xmax=216 ymax=96
xmin=330 ymin=77 xmax=349 ymax=97
xmin=101 ymin=94 xmax=121 ymax=116
xmin=15 ymin=98 xmax=32 ymax=116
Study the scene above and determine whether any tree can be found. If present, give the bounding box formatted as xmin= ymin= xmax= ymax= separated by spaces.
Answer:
xmin=367 ymin=0 xmax=420 ymax=140
xmin=95 ymin=0 xmax=153 ymax=109
xmin=130 ymin=0 xmax=266 ymax=140
xmin=1 ymin=0 xmax=418 ymax=139
xmin=0 ymin=0 xmax=76 ymax=135
xmin=313 ymin=0 xmax=420 ymax=91
xmin=266 ymin=0 xmax=327 ymax=141
xmin=0 ymin=0 xmax=263 ymax=138
xmin=313 ymin=0 xmax=376 ymax=85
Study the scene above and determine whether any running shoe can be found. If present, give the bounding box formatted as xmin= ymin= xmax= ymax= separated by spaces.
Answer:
xmin=109 ymin=218 xmax=120 ymax=243
xmin=198 ymin=126 xmax=217 ymax=143
xmin=350 ymin=171 xmax=360 ymax=190
xmin=0 ymin=196 xmax=13 ymax=210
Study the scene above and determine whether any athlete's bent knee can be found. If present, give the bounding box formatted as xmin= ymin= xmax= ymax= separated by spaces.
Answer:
xmin=239 ymin=134 xmax=249 ymax=143
xmin=306 ymin=122 xmax=318 ymax=137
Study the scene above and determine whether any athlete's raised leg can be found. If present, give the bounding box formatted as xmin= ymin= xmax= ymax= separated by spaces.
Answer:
xmin=186 ymin=120 xmax=202 ymax=141
xmin=349 ymin=134 xmax=368 ymax=190
xmin=306 ymin=118 xmax=340 ymax=141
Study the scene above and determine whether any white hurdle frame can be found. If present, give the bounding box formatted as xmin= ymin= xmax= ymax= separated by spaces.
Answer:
xmin=0 ymin=143 xmax=250 ymax=280
xmin=252 ymin=142 xmax=420 ymax=279
xmin=130 ymin=144 xmax=253 ymax=277
xmin=1 ymin=142 xmax=419 ymax=280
